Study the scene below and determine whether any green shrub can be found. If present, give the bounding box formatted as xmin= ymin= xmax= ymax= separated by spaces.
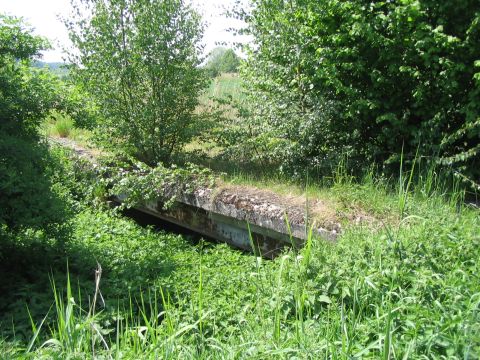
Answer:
xmin=239 ymin=0 xmax=480 ymax=182
xmin=0 ymin=14 xmax=69 ymax=234
xmin=0 ymin=135 xmax=70 ymax=234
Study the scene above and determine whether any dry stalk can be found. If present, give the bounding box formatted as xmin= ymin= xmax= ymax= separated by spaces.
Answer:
xmin=88 ymin=262 xmax=110 ymax=358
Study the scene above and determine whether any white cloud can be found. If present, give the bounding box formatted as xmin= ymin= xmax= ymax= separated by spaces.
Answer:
xmin=189 ymin=0 xmax=251 ymax=55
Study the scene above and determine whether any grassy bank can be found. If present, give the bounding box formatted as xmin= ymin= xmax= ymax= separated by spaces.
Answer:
xmin=0 ymin=146 xmax=478 ymax=359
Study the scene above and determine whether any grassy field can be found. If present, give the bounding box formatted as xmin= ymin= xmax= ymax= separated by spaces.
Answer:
xmin=201 ymin=73 xmax=244 ymax=102
xmin=196 ymin=73 xmax=245 ymax=121
xmin=0 ymin=145 xmax=478 ymax=358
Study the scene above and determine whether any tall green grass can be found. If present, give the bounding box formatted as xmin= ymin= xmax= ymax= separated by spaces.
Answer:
xmin=40 ymin=110 xmax=92 ymax=145
xmin=1 ymin=152 xmax=479 ymax=358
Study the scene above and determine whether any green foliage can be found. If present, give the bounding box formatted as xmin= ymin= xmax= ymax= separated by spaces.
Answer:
xmin=0 ymin=137 xmax=69 ymax=232
xmin=204 ymin=47 xmax=241 ymax=78
xmin=3 ymin=178 xmax=479 ymax=358
xmin=66 ymin=0 xmax=209 ymax=165
xmin=238 ymin=0 xmax=480 ymax=181
xmin=0 ymin=146 xmax=479 ymax=357
xmin=57 ymin=82 xmax=100 ymax=130
xmin=0 ymin=15 xmax=96 ymax=232
xmin=0 ymin=15 xmax=53 ymax=139
xmin=108 ymin=160 xmax=216 ymax=210
xmin=32 ymin=61 xmax=70 ymax=79
xmin=42 ymin=111 xmax=94 ymax=146
xmin=0 ymin=14 xmax=70 ymax=233
xmin=47 ymin=144 xmax=216 ymax=212
xmin=0 ymin=15 xmax=49 ymax=66
xmin=1 ymin=5 xmax=479 ymax=359
xmin=47 ymin=146 xmax=104 ymax=210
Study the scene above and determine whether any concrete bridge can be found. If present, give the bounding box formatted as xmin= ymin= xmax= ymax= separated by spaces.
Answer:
xmin=51 ymin=137 xmax=340 ymax=258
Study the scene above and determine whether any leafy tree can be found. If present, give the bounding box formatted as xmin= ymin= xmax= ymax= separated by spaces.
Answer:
xmin=66 ymin=0 xmax=208 ymax=165
xmin=238 ymin=0 xmax=480 ymax=181
xmin=0 ymin=15 xmax=68 ymax=231
xmin=0 ymin=15 xmax=52 ymax=139
xmin=205 ymin=47 xmax=241 ymax=77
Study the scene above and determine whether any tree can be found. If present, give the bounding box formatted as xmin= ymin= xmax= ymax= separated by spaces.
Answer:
xmin=0 ymin=15 xmax=67 ymax=231
xmin=0 ymin=15 xmax=52 ymax=139
xmin=66 ymin=0 xmax=208 ymax=165
xmin=205 ymin=47 xmax=241 ymax=77
xmin=239 ymin=0 xmax=480 ymax=180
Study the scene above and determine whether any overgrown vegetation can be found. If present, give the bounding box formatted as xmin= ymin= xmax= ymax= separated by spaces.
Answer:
xmin=1 ymin=146 xmax=479 ymax=358
xmin=1 ymin=1 xmax=480 ymax=358
xmin=0 ymin=14 xmax=67 ymax=232
xmin=41 ymin=111 xmax=93 ymax=146
xmin=231 ymin=0 xmax=480 ymax=183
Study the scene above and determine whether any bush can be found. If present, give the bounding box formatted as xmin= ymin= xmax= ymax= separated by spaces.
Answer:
xmin=0 ymin=14 xmax=69 ymax=233
xmin=0 ymin=15 xmax=52 ymax=139
xmin=239 ymin=0 xmax=480 ymax=181
xmin=56 ymin=82 xmax=100 ymax=130
xmin=0 ymin=135 xmax=69 ymax=233
xmin=67 ymin=0 xmax=208 ymax=165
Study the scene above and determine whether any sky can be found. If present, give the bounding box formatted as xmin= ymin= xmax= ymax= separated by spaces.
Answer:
xmin=0 ymin=0 xmax=249 ymax=62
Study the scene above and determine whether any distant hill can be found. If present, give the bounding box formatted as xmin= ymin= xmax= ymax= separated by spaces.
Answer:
xmin=32 ymin=61 xmax=70 ymax=78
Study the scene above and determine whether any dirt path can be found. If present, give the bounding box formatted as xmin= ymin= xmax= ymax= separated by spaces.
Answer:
xmin=48 ymin=136 xmax=101 ymax=164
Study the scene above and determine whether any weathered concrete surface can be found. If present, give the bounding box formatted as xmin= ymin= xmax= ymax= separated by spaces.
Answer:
xmin=117 ymin=183 xmax=338 ymax=257
xmin=123 ymin=198 xmax=295 ymax=257
xmin=182 ymin=187 xmax=339 ymax=241
xmin=50 ymin=137 xmax=339 ymax=256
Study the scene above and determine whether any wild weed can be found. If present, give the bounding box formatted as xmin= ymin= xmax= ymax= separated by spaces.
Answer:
xmin=54 ymin=116 xmax=74 ymax=138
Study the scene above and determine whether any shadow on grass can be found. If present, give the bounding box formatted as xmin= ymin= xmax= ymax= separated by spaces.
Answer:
xmin=0 ymin=136 xmax=76 ymax=339
xmin=0 ymin=138 xmax=182 ymax=342
xmin=0 ymin=210 xmax=180 ymax=343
